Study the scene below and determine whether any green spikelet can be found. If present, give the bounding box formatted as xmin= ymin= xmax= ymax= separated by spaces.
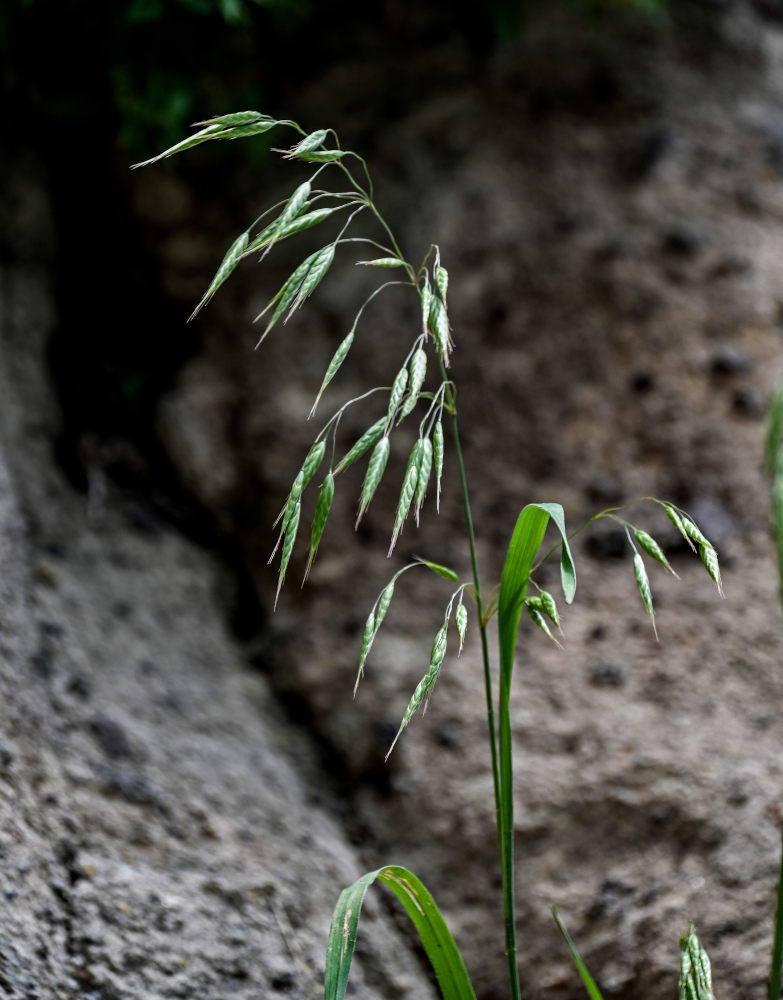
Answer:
xmin=400 ymin=349 xmax=427 ymax=418
xmin=699 ymin=543 xmax=723 ymax=596
xmin=455 ymin=601 xmax=467 ymax=653
xmin=355 ymin=610 xmax=376 ymax=693
xmin=662 ymin=503 xmax=696 ymax=552
xmin=389 ymin=452 xmax=419 ymax=554
xmin=387 ymin=367 xmax=409 ymax=424
xmin=357 ymin=436 xmax=390 ymax=524
xmin=634 ymin=528 xmax=678 ymax=577
xmin=414 ymin=437 xmax=433 ymax=525
xmin=678 ymin=924 xmax=714 ymax=1000
xmin=538 ymin=589 xmax=561 ymax=631
xmin=300 ymin=440 xmax=326 ymax=488
xmin=304 ymin=472 xmax=334 ymax=581
xmin=633 ymin=552 xmax=657 ymax=640
xmin=190 ymin=231 xmax=249 ymax=320
xmin=311 ymin=331 xmax=354 ymax=415
xmin=335 ymin=417 xmax=386 ymax=475
xmin=433 ymin=420 xmax=444 ymax=512
xmin=275 ymin=500 xmax=301 ymax=606
xmin=386 ymin=625 xmax=448 ymax=759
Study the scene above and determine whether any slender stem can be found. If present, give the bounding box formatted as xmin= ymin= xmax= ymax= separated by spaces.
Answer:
xmin=769 ymin=827 xmax=783 ymax=1000
xmin=443 ymin=372 xmax=520 ymax=1000
xmin=498 ymin=666 xmax=522 ymax=1000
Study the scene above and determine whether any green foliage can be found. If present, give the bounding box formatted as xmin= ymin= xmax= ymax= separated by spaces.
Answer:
xmin=325 ymin=866 xmax=477 ymax=1000
xmin=552 ymin=909 xmax=605 ymax=1000
xmin=142 ymin=114 xmax=725 ymax=1000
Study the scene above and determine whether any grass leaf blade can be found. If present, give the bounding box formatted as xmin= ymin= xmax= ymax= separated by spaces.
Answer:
xmin=552 ymin=908 xmax=606 ymax=1000
xmin=325 ymin=865 xmax=477 ymax=1000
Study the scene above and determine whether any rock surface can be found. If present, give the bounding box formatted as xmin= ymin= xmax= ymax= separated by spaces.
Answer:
xmin=154 ymin=5 xmax=783 ymax=998
xmin=0 ymin=161 xmax=431 ymax=1000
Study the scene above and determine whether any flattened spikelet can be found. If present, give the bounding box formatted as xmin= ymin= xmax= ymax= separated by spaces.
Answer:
xmin=662 ymin=503 xmax=696 ymax=552
xmin=357 ymin=436 xmax=390 ymax=524
xmin=131 ymin=122 xmax=223 ymax=168
xmin=218 ymin=121 xmax=279 ymax=141
xmin=433 ymin=420 xmax=444 ymax=512
xmin=386 ymin=367 xmax=409 ymax=423
xmin=311 ymin=332 xmax=353 ymax=415
xmin=304 ymin=472 xmax=334 ymax=581
xmin=356 ymin=257 xmax=408 ymax=269
xmin=277 ymin=181 xmax=312 ymax=232
xmin=190 ymin=230 xmax=249 ymax=320
xmin=300 ymin=440 xmax=326 ymax=487
xmin=292 ymin=149 xmax=347 ymax=162
xmin=455 ymin=602 xmax=467 ymax=653
xmin=415 ymin=437 xmax=433 ymax=524
xmin=682 ymin=517 xmax=711 ymax=549
xmin=634 ymin=528 xmax=678 ymax=577
xmin=256 ymin=252 xmax=317 ymax=342
xmin=428 ymin=295 xmax=451 ymax=365
xmin=386 ymin=625 xmax=448 ymax=758
xmin=699 ymin=543 xmax=724 ymax=596
xmin=435 ymin=264 xmax=449 ymax=303
xmin=633 ymin=552 xmax=657 ymax=639
xmin=400 ymin=349 xmax=427 ymax=419
xmin=375 ymin=581 xmax=395 ymax=633
xmin=420 ymin=282 xmax=432 ymax=337
xmin=285 ymin=129 xmax=329 ymax=157
xmin=335 ymin=418 xmax=386 ymax=474
xmin=388 ymin=453 xmax=419 ymax=554
xmin=539 ymin=589 xmax=561 ymax=631
xmin=526 ymin=604 xmax=562 ymax=648
xmin=249 ymin=207 xmax=338 ymax=254
xmin=276 ymin=500 xmax=301 ymax=606
xmin=193 ymin=111 xmax=270 ymax=127
xmin=355 ymin=610 xmax=376 ymax=693
xmin=429 ymin=625 xmax=448 ymax=672
xmin=288 ymin=245 xmax=335 ymax=315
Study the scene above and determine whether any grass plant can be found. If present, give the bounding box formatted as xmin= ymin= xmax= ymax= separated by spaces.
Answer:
xmin=138 ymin=113 xmax=772 ymax=998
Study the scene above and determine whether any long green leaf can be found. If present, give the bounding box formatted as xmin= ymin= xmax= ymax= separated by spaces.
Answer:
xmin=552 ymin=909 xmax=605 ymax=1000
xmin=495 ymin=500 xmax=575 ymax=994
xmin=498 ymin=501 xmax=575 ymax=689
xmin=325 ymin=865 xmax=477 ymax=1000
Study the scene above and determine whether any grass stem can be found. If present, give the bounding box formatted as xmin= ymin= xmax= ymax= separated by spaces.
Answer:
xmin=445 ymin=371 xmax=521 ymax=1000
